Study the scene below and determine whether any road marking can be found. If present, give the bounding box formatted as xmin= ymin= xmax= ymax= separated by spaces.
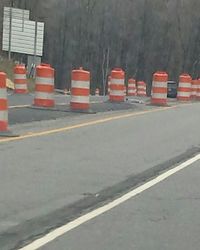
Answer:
xmin=8 ymin=103 xmax=70 ymax=109
xmin=18 ymin=153 xmax=200 ymax=250
xmin=8 ymin=101 xmax=102 ymax=109
xmin=0 ymin=107 xmax=172 ymax=143
xmin=9 ymin=104 xmax=30 ymax=109
xmin=8 ymin=100 xmax=195 ymax=109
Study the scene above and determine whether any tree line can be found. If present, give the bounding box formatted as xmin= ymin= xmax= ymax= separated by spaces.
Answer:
xmin=1 ymin=0 xmax=200 ymax=94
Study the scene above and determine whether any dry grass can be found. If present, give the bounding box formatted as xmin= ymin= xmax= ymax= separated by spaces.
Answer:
xmin=0 ymin=57 xmax=36 ymax=92
xmin=27 ymin=78 xmax=35 ymax=92
xmin=0 ymin=58 xmax=15 ymax=81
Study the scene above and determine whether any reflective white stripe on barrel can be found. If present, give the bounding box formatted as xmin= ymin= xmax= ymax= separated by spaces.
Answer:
xmin=15 ymin=84 xmax=27 ymax=90
xmin=111 ymin=79 xmax=124 ymax=85
xmin=152 ymin=93 xmax=167 ymax=99
xmin=110 ymin=90 xmax=125 ymax=96
xmin=0 ymin=88 xmax=7 ymax=98
xmin=178 ymin=92 xmax=191 ymax=97
xmin=14 ymin=74 xmax=26 ymax=80
xmin=36 ymin=77 xmax=54 ymax=85
xmin=152 ymin=81 xmax=166 ymax=88
xmin=71 ymin=80 xmax=89 ymax=89
xmin=0 ymin=110 xmax=8 ymax=120
xmin=178 ymin=82 xmax=191 ymax=88
xmin=71 ymin=96 xmax=89 ymax=103
xmin=35 ymin=92 xmax=54 ymax=99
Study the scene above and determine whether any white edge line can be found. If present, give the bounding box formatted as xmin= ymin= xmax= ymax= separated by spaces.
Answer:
xmin=9 ymin=105 xmax=30 ymax=109
xmin=8 ymin=101 xmax=101 ymax=109
xmin=18 ymin=153 xmax=200 ymax=250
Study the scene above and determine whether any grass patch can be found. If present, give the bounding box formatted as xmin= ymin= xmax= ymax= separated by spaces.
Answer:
xmin=0 ymin=57 xmax=36 ymax=92
xmin=0 ymin=58 xmax=15 ymax=80
xmin=27 ymin=78 xmax=35 ymax=92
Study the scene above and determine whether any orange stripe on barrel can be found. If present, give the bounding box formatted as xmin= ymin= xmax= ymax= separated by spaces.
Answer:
xmin=111 ymin=85 xmax=124 ymax=91
xmin=71 ymin=88 xmax=90 ymax=96
xmin=0 ymin=100 xmax=8 ymax=110
xmin=71 ymin=103 xmax=89 ymax=110
xmin=35 ymin=84 xmax=54 ymax=92
xmin=152 ymin=87 xmax=167 ymax=93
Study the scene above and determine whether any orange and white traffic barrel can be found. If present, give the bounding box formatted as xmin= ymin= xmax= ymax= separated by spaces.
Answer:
xmin=95 ymin=88 xmax=100 ymax=96
xmin=107 ymin=76 xmax=111 ymax=95
xmin=127 ymin=78 xmax=137 ymax=96
xmin=177 ymin=73 xmax=192 ymax=101
xmin=137 ymin=81 xmax=146 ymax=96
xmin=70 ymin=67 xmax=90 ymax=110
xmin=110 ymin=68 xmax=125 ymax=102
xmin=151 ymin=71 xmax=168 ymax=106
xmin=14 ymin=64 xmax=28 ymax=94
xmin=196 ymin=79 xmax=200 ymax=101
xmin=191 ymin=79 xmax=198 ymax=100
xmin=34 ymin=63 xmax=55 ymax=107
xmin=0 ymin=72 xmax=8 ymax=132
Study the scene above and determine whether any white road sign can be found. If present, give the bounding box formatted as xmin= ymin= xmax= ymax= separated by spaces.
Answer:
xmin=2 ymin=7 xmax=44 ymax=56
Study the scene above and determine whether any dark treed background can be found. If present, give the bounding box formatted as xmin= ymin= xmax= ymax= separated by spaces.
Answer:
xmin=1 ymin=0 xmax=200 ymax=93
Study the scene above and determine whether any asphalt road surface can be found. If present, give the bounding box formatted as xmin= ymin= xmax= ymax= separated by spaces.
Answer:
xmin=0 ymin=95 xmax=199 ymax=250
xmin=40 ymin=160 xmax=200 ymax=250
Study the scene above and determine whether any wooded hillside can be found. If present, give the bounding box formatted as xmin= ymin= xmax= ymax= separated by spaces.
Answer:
xmin=1 ymin=0 xmax=200 ymax=92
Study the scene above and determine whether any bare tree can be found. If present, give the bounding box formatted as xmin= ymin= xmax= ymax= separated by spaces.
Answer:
xmin=1 ymin=0 xmax=200 ymax=88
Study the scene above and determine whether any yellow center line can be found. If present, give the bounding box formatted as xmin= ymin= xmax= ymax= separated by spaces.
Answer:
xmin=0 ymin=106 xmax=174 ymax=144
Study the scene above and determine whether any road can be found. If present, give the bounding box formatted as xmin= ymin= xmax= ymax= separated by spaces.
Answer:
xmin=40 ymin=160 xmax=200 ymax=250
xmin=0 ymin=96 xmax=199 ymax=250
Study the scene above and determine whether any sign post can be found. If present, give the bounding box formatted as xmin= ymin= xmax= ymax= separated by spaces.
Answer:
xmin=8 ymin=7 xmax=12 ymax=60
